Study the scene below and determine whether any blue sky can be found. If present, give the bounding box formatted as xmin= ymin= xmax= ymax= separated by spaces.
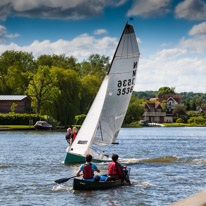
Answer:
xmin=0 ymin=0 xmax=206 ymax=93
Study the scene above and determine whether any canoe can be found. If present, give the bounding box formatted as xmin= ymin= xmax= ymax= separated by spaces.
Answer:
xmin=73 ymin=178 xmax=123 ymax=190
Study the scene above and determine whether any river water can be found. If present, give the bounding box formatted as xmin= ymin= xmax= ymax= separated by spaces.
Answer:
xmin=0 ymin=127 xmax=206 ymax=206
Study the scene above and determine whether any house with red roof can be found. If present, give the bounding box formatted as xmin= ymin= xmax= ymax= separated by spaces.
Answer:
xmin=141 ymin=102 xmax=166 ymax=123
xmin=141 ymin=94 xmax=183 ymax=123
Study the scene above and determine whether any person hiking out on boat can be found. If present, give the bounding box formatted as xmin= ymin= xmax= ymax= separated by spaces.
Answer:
xmin=65 ymin=127 xmax=72 ymax=144
xmin=71 ymin=127 xmax=78 ymax=143
xmin=76 ymin=154 xmax=100 ymax=182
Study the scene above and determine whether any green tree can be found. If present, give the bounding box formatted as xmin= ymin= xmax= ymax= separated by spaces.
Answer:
xmin=176 ymin=118 xmax=184 ymax=123
xmin=50 ymin=67 xmax=81 ymax=125
xmin=26 ymin=66 xmax=59 ymax=114
xmin=0 ymin=51 xmax=36 ymax=94
xmin=190 ymin=99 xmax=196 ymax=111
xmin=79 ymin=54 xmax=110 ymax=81
xmin=80 ymin=75 xmax=100 ymax=114
xmin=0 ymin=50 xmax=36 ymax=74
xmin=173 ymin=105 xmax=186 ymax=118
xmin=123 ymin=97 xmax=144 ymax=125
xmin=37 ymin=54 xmax=77 ymax=71
xmin=10 ymin=103 xmax=17 ymax=113
xmin=157 ymin=86 xmax=175 ymax=96
xmin=195 ymin=97 xmax=203 ymax=109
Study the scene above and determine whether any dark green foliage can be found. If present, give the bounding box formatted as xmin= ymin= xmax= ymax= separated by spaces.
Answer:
xmin=0 ymin=51 xmax=37 ymax=95
xmin=0 ymin=114 xmax=45 ymax=125
xmin=37 ymin=54 xmax=77 ymax=71
xmin=188 ymin=117 xmax=206 ymax=125
xmin=176 ymin=118 xmax=184 ymax=123
xmin=157 ymin=87 xmax=175 ymax=96
xmin=123 ymin=96 xmax=144 ymax=125
xmin=133 ymin=91 xmax=157 ymax=100
xmin=75 ymin=114 xmax=86 ymax=125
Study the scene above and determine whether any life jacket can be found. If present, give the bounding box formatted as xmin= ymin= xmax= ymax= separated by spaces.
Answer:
xmin=83 ymin=164 xmax=94 ymax=179
xmin=72 ymin=133 xmax=77 ymax=141
xmin=107 ymin=162 xmax=118 ymax=175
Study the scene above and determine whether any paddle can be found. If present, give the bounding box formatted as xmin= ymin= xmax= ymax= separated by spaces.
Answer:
xmin=55 ymin=175 xmax=78 ymax=184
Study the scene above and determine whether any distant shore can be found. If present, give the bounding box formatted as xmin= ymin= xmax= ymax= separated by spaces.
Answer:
xmin=0 ymin=123 xmax=205 ymax=131
xmin=0 ymin=125 xmax=66 ymax=131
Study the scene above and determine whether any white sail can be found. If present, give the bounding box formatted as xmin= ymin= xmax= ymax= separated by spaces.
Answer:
xmin=68 ymin=76 xmax=109 ymax=156
xmin=93 ymin=23 xmax=140 ymax=146
xmin=67 ymin=23 xmax=140 ymax=159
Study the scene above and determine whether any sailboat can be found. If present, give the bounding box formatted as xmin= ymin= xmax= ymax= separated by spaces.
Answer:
xmin=64 ymin=23 xmax=140 ymax=164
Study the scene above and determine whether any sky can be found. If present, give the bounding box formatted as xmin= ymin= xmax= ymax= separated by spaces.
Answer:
xmin=0 ymin=0 xmax=206 ymax=93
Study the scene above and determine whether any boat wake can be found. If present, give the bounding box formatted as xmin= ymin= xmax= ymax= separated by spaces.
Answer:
xmin=119 ymin=156 xmax=182 ymax=164
xmin=183 ymin=158 xmax=206 ymax=164
xmin=119 ymin=156 xmax=206 ymax=165
xmin=52 ymin=183 xmax=72 ymax=192
xmin=134 ymin=181 xmax=155 ymax=188
xmin=119 ymin=158 xmax=142 ymax=164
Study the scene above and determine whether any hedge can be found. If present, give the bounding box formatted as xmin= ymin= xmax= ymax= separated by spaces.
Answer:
xmin=0 ymin=113 xmax=46 ymax=125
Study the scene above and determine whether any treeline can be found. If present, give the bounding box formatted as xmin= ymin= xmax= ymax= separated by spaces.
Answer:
xmin=133 ymin=90 xmax=206 ymax=110
xmin=0 ymin=50 xmax=110 ymax=126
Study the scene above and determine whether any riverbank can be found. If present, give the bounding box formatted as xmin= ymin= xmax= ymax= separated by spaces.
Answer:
xmin=0 ymin=125 xmax=66 ymax=131
xmin=0 ymin=123 xmax=205 ymax=131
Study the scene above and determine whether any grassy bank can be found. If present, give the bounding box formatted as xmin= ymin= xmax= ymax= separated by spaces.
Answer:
xmin=0 ymin=125 xmax=34 ymax=128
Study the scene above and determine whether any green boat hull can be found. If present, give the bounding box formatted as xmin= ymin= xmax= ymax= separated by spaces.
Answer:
xmin=64 ymin=153 xmax=85 ymax=164
xmin=64 ymin=152 xmax=109 ymax=164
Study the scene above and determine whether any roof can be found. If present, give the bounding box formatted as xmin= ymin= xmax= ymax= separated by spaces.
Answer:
xmin=142 ymin=102 xmax=163 ymax=110
xmin=158 ymin=94 xmax=182 ymax=104
xmin=149 ymin=98 xmax=159 ymax=102
xmin=0 ymin=95 xmax=29 ymax=101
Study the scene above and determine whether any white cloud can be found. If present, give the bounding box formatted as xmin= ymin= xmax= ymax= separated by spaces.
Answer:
xmin=180 ymin=36 xmax=206 ymax=54
xmin=93 ymin=29 xmax=108 ymax=35
xmin=127 ymin=0 xmax=171 ymax=18
xmin=189 ymin=22 xmax=206 ymax=36
xmin=152 ymin=48 xmax=187 ymax=61
xmin=0 ymin=33 xmax=118 ymax=61
xmin=175 ymin=0 xmax=206 ymax=20
xmin=178 ymin=22 xmax=206 ymax=54
xmin=0 ymin=25 xmax=19 ymax=42
xmin=0 ymin=0 xmax=127 ymax=20
xmin=135 ymin=52 xmax=206 ymax=93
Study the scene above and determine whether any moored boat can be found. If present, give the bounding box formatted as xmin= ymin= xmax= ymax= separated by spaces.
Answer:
xmin=73 ymin=178 xmax=123 ymax=190
xmin=34 ymin=121 xmax=52 ymax=130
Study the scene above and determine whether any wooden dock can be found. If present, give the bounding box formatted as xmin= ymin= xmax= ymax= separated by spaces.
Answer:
xmin=170 ymin=190 xmax=206 ymax=206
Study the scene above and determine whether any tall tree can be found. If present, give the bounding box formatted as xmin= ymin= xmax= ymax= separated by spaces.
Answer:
xmin=157 ymin=86 xmax=175 ymax=96
xmin=173 ymin=105 xmax=186 ymax=118
xmin=78 ymin=54 xmax=110 ymax=80
xmin=123 ymin=96 xmax=144 ymax=125
xmin=37 ymin=54 xmax=77 ymax=71
xmin=0 ymin=50 xmax=36 ymax=74
xmin=50 ymin=67 xmax=81 ymax=125
xmin=26 ymin=66 xmax=59 ymax=113
xmin=0 ymin=51 xmax=36 ymax=94
xmin=80 ymin=75 xmax=100 ymax=114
